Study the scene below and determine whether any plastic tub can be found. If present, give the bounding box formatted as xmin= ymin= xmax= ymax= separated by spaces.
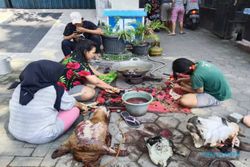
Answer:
xmin=122 ymin=91 xmax=153 ymax=116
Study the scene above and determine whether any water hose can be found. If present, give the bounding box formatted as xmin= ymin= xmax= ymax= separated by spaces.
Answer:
xmin=146 ymin=54 xmax=168 ymax=77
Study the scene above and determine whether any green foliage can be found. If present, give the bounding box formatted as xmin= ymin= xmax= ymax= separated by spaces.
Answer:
xmin=102 ymin=22 xmax=134 ymax=42
xmin=102 ymin=52 xmax=134 ymax=61
xmin=146 ymin=33 xmax=160 ymax=42
xmin=144 ymin=3 xmax=152 ymax=13
xmin=132 ymin=23 xmax=158 ymax=45
xmin=101 ymin=18 xmax=168 ymax=44
xmin=117 ymin=29 xmax=134 ymax=42
xmin=134 ymin=23 xmax=147 ymax=40
xmin=131 ymin=20 xmax=170 ymax=44
xmin=102 ymin=17 xmax=121 ymax=37
xmin=102 ymin=24 xmax=114 ymax=36
xmin=98 ymin=71 xmax=118 ymax=84
xmin=148 ymin=20 xmax=169 ymax=32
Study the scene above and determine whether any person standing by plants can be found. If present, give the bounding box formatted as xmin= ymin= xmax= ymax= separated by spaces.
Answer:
xmin=160 ymin=0 xmax=173 ymax=28
xmin=62 ymin=12 xmax=103 ymax=56
xmin=169 ymin=0 xmax=185 ymax=35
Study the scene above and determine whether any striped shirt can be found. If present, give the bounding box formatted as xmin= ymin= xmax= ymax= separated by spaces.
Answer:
xmin=8 ymin=85 xmax=75 ymax=144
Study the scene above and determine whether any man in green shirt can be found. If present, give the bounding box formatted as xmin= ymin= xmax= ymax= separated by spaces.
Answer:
xmin=172 ymin=58 xmax=231 ymax=108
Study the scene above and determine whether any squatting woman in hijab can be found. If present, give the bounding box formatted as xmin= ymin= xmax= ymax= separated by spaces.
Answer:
xmin=8 ymin=60 xmax=87 ymax=144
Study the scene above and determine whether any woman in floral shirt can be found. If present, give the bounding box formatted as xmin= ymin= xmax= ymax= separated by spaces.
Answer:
xmin=58 ymin=39 xmax=120 ymax=101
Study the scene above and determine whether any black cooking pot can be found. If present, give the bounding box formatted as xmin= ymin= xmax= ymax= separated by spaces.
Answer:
xmin=121 ymin=70 xmax=147 ymax=78
xmin=125 ymin=75 xmax=144 ymax=84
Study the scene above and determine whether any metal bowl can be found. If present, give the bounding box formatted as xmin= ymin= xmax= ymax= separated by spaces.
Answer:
xmin=112 ymin=58 xmax=153 ymax=74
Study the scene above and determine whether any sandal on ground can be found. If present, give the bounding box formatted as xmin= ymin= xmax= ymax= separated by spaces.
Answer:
xmin=180 ymin=32 xmax=186 ymax=34
xmin=120 ymin=111 xmax=141 ymax=128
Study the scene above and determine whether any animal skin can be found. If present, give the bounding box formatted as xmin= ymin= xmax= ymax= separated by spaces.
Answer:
xmin=145 ymin=136 xmax=173 ymax=167
xmin=187 ymin=116 xmax=240 ymax=148
xmin=51 ymin=107 xmax=128 ymax=167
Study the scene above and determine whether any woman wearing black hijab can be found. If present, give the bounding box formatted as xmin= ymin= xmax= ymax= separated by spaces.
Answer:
xmin=58 ymin=39 xmax=120 ymax=101
xmin=8 ymin=60 xmax=87 ymax=144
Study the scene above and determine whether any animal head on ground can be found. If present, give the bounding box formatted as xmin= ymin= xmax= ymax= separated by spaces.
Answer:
xmin=90 ymin=106 xmax=110 ymax=124
xmin=187 ymin=116 xmax=240 ymax=148
xmin=145 ymin=136 xmax=173 ymax=167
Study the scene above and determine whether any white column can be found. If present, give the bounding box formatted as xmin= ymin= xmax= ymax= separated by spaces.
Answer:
xmin=95 ymin=0 xmax=109 ymax=22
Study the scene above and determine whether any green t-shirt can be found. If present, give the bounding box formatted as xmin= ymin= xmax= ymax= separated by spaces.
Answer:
xmin=191 ymin=61 xmax=231 ymax=101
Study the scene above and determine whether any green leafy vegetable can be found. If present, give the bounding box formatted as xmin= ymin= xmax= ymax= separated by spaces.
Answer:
xmin=98 ymin=71 xmax=118 ymax=84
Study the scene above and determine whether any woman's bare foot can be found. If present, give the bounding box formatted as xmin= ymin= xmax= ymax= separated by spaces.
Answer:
xmin=168 ymin=33 xmax=176 ymax=36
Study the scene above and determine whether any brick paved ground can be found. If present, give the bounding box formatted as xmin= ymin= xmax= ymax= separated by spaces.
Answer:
xmin=0 ymin=9 xmax=250 ymax=167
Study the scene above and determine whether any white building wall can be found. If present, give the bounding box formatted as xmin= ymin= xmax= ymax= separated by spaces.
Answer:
xmin=95 ymin=0 xmax=141 ymax=22
xmin=108 ymin=0 xmax=139 ymax=9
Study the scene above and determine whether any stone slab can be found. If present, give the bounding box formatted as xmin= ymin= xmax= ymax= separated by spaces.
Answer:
xmin=10 ymin=157 xmax=43 ymax=166
xmin=0 ymin=156 xmax=14 ymax=167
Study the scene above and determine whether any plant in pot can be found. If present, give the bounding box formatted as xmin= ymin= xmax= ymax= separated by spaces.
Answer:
xmin=101 ymin=23 xmax=132 ymax=55
xmin=131 ymin=20 xmax=168 ymax=56
xmin=131 ymin=23 xmax=151 ymax=56
xmin=147 ymin=20 xmax=169 ymax=56
xmin=148 ymin=20 xmax=169 ymax=32
xmin=101 ymin=24 xmax=124 ymax=54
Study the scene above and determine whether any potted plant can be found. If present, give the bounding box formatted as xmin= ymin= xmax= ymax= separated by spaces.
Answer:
xmin=148 ymin=20 xmax=169 ymax=32
xmin=130 ymin=23 xmax=150 ymax=56
xmin=131 ymin=20 xmax=168 ymax=56
xmin=101 ymin=24 xmax=125 ymax=54
xmin=101 ymin=23 xmax=133 ymax=54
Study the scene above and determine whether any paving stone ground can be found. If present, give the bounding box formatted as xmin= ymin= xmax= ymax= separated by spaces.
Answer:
xmin=0 ymin=12 xmax=62 ymax=53
xmin=0 ymin=9 xmax=250 ymax=167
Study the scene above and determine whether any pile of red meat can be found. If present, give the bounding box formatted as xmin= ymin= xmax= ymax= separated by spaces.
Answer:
xmin=96 ymin=81 xmax=191 ymax=113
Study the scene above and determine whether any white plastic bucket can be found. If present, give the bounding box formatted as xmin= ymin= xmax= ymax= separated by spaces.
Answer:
xmin=0 ymin=57 xmax=12 ymax=75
